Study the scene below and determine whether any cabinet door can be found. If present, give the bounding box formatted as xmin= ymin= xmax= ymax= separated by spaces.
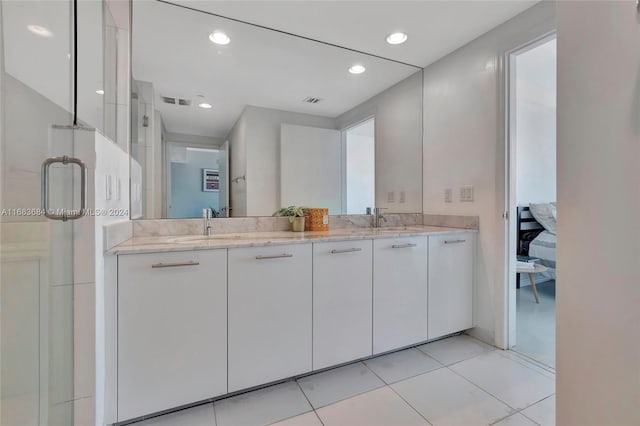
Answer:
xmin=228 ymin=244 xmax=312 ymax=392
xmin=313 ymin=240 xmax=373 ymax=370
xmin=373 ymin=237 xmax=428 ymax=354
xmin=118 ymin=250 xmax=227 ymax=421
xmin=428 ymin=233 xmax=474 ymax=339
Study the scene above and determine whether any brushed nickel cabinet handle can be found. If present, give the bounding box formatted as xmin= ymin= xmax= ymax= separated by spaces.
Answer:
xmin=330 ymin=248 xmax=363 ymax=254
xmin=151 ymin=261 xmax=200 ymax=268
xmin=392 ymin=243 xmax=417 ymax=249
xmin=255 ymin=254 xmax=293 ymax=260
xmin=444 ymin=239 xmax=466 ymax=245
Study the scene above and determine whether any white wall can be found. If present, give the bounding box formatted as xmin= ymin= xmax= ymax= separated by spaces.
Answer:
xmin=515 ymin=38 xmax=556 ymax=206
xmin=556 ymin=2 xmax=640 ymax=425
xmin=152 ymin=110 xmax=163 ymax=217
xmin=226 ymin=70 xmax=423 ymax=217
xmin=104 ymin=0 xmax=130 ymax=153
xmin=422 ymin=2 xmax=554 ymax=346
xmin=90 ymin=130 xmax=130 ymax=426
xmin=227 ymin=105 xmax=337 ymax=216
xmin=280 ymin=124 xmax=342 ymax=214
xmin=337 ymin=71 xmax=423 ymax=213
xmin=165 ymin=132 xmax=224 ymax=148
xmin=133 ymin=80 xmax=163 ymax=219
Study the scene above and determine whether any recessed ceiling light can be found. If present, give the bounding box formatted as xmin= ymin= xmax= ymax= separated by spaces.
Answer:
xmin=209 ymin=31 xmax=230 ymax=45
xmin=27 ymin=25 xmax=53 ymax=37
xmin=349 ymin=64 xmax=366 ymax=75
xmin=386 ymin=32 xmax=408 ymax=45
xmin=96 ymin=89 xmax=104 ymax=95
xmin=198 ymin=102 xmax=213 ymax=109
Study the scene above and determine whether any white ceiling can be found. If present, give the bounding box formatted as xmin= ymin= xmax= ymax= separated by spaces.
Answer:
xmin=133 ymin=1 xmax=420 ymax=138
xmin=165 ymin=0 xmax=539 ymax=68
xmin=3 ymin=0 xmax=105 ymax=129
xmin=134 ymin=0 xmax=539 ymax=138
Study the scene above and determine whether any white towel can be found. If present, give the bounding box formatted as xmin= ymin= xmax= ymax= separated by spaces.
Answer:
xmin=517 ymin=261 xmax=536 ymax=270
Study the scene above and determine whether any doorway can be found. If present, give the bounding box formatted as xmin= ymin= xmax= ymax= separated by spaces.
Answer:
xmin=507 ymin=35 xmax=557 ymax=368
xmin=342 ymin=117 xmax=375 ymax=215
xmin=166 ymin=144 xmax=223 ymax=218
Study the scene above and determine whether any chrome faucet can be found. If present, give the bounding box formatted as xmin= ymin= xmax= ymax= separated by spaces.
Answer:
xmin=203 ymin=208 xmax=212 ymax=236
xmin=374 ymin=207 xmax=387 ymax=228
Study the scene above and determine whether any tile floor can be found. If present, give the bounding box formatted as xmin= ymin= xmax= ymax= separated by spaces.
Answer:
xmin=134 ymin=335 xmax=556 ymax=426
xmin=515 ymin=280 xmax=556 ymax=368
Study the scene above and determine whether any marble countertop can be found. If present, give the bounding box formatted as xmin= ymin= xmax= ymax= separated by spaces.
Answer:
xmin=110 ymin=226 xmax=476 ymax=255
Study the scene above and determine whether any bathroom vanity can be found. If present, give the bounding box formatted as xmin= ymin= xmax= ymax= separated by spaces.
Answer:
xmin=110 ymin=226 xmax=475 ymax=422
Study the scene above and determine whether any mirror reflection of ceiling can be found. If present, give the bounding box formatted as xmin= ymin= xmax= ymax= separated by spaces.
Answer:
xmin=132 ymin=1 xmax=421 ymax=138
xmin=3 ymin=1 xmax=71 ymax=112
xmin=2 ymin=0 xmax=129 ymax=132
xmin=163 ymin=0 xmax=539 ymax=67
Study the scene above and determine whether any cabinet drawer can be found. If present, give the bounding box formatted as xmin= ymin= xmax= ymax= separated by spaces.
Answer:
xmin=228 ymin=244 xmax=312 ymax=391
xmin=428 ymin=233 xmax=474 ymax=339
xmin=117 ymin=250 xmax=227 ymax=421
xmin=373 ymin=236 xmax=428 ymax=354
xmin=313 ymin=239 xmax=373 ymax=369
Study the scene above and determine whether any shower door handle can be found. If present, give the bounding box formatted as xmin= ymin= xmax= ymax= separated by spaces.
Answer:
xmin=41 ymin=156 xmax=88 ymax=221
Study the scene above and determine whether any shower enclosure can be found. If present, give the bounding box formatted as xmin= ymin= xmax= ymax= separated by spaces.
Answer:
xmin=0 ymin=1 xmax=129 ymax=424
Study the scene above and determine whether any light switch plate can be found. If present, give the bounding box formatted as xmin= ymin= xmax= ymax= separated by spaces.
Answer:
xmin=444 ymin=188 xmax=453 ymax=203
xmin=387 ymin=191 xmax=395 ymax=203
xmin=105 ymin=175 xmax=112 ymax=201
xmin=115 ymin=177 xmax=121 ymax=201
xmin=460 ymin=185 xmax=474 ymax=202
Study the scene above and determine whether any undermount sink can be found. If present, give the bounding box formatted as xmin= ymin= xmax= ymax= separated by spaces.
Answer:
xmin=165 ymin=234 xmax=281 ymax=244
xmin=163 ymin=227 xmax=420 ymax=245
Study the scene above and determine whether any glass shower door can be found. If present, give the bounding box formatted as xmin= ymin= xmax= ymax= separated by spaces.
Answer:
xmin=1 ymin=1 xmax=81 ymax=424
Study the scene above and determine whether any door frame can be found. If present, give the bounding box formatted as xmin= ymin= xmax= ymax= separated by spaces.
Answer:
xmin=503 ymin=32 xmax=557 ymax=349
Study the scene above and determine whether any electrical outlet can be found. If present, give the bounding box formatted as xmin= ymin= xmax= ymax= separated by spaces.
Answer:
xmin=387 ymin=191 xmax=395 ymax=203
xmin=399 ymin=191 xmax=406 ymax=203
xmin=460 ymin=185 xmax=474 ymax=202
xmin=444 ymin=188 xmax=453 ymax=203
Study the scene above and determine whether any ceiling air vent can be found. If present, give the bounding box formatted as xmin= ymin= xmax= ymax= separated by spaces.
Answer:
xmin=302 ymin=96 xmax=322 ymax=104
xmin=162 ymin=96 xmax=192 ymax=106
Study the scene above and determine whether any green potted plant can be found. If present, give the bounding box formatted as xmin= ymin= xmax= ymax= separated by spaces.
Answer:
xmin=273 ymin=206 xmax=308 ymax=232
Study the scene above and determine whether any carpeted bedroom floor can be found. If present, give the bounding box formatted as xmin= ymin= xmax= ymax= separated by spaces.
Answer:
xmin=515 ymin=280 xmax=556 ymax=368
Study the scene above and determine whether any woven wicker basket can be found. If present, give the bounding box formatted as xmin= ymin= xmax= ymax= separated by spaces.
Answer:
xmin=305 ymin=208 xmax=329 ymax=231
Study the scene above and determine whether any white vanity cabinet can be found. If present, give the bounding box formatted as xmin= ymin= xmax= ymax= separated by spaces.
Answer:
xmin=312 ymin=239 xmax=373 ymax=370
xmin=428 ymin=232 xmax=474 ymax=339
xmin=112 ymin=229 xmax=476 ymax=422
xmin=117 ymin=249 xmax=228 ymax=421
xmin=373 ymin=236 xmax=428 ymax=354
xmin=227 ymin=244 xmax=312 ymax=392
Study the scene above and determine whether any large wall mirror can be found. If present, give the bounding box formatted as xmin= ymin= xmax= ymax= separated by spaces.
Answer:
xmin=131 ymin=1 xmax=423 ymax=219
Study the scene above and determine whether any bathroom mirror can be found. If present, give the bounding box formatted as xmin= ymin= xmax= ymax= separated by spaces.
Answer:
xmin=131 ymin=0 xmax=423 ymax=219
